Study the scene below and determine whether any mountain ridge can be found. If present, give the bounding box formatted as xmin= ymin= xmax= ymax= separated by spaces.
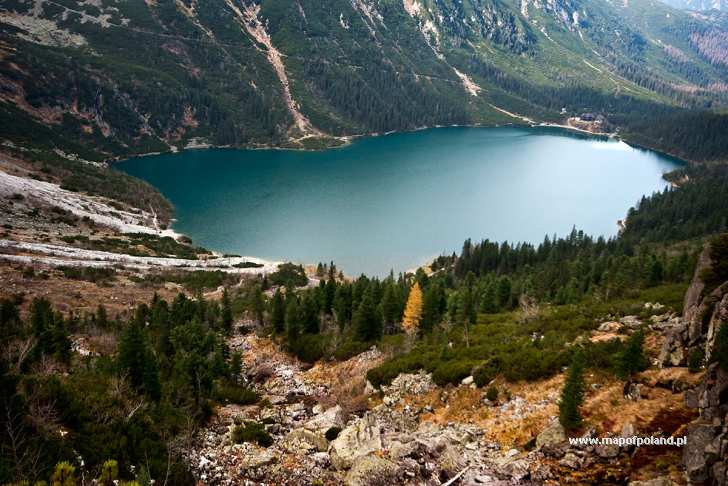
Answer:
xmin=0 ymin=0 xmax=727 ymax=164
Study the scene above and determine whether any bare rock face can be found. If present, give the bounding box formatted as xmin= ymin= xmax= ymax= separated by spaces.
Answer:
xmin=683 ymin=244 xmax=711 ymax=323
xmin=684 ymin=421 xmax=723 ymax=483
xmin=329 ymin=413 xmax=383 ymax=470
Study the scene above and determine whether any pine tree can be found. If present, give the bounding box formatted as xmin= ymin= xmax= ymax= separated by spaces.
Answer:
xmin=353 ymin=290 xmax=382 ymax=342
xmin=302 ymin=293 xmax=320 ymax=334
xmin=285 ymin=296 xmax=300 ymax=348
xmin=96 ymin=304 xmax=108 ymax=328
xmin=119 ymin=317 xmax=159 ymax=399
xmin=230 ymin=351 xmax=242 ymax=383
xmin=497 ymin=276 xmax=512 ymax=310
xmin=221 ymin=288 xmax=233 ymax=335
xmin=479 ymin=280 xmax=498 ymax=313
xmin=251 ymin=286 xmax=265 ymax=326
xmin=323 ymin=278 xmax=336 ymax=315
xmin=421 ymin=283 xmax=443 ymax=333
xmin=457 ymin=273 xmax=477 ymax=347
xmin=559 ymin=351 xmax=586 ymax=430
xmin=142 ymin=350 xmax=161 ymax=401
xmin=271 ymin=289 xmax=285 ymax=333
xmin=334 ymin=285 xmax=352 ymax=329
xmin=402 ymin=282 xmax=423 ymax=335
xmin=380 ymin=283 xmax=400 ymax=332
xmin=617 ymin=330 xmax=649 ymax=379
xmin=648 ymin=256 xmax=664 ymax=286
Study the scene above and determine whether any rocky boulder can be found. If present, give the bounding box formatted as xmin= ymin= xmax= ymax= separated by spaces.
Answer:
xmin=329 ymin=413 xmax=383 ymax=470
xmin=620 ymin=315 xmax=642 ymax=329
xmin=304 ymin=405 xmax=348 ymax=435
xmin=285 ymin=427 xmax=329 ymax=452
xmin=344 ymin=455 xmax=400 ymax=486
xmin=536 ymin=418 xmax=567 ymax=456
xmin=598 ymin=321 xmax=622 ymax=332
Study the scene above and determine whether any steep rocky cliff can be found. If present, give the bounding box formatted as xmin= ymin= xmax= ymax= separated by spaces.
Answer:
xmin=661 ymin=237 xmax=728 ymax=485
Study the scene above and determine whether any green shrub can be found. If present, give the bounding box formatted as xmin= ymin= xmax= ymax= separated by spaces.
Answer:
xmin=486 ymin=385 xmax=498 ymax=402
xmin=269 ymin=263 xmax=308 ymax=287
xmin=58 ymin=265 xmax=115 ymax=284
xmin=51 ymin=461 xmax=76 ymax=486
xmin=432 ymin=360 xmax=475 ymax=386
xmin=291 ymin=334 xmax=327 ymax=363
xmin=213 ymin=383 xmax=259 ymax=405
xmin=366 ymin=351 xmax=433 ymax=388
xmin=231 ymin=421 xmax=273 ymax=447
xmin=233 ymin=261 xmax=264 ymax=269
xmin=473 ymin=358 xmax=500 ymax=387
xmin=333 ymin=339 xmax=370 ymax=361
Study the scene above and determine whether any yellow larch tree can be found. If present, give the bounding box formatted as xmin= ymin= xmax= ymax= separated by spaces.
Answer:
xmin=402 ymin=281 xmax=423 ymax=334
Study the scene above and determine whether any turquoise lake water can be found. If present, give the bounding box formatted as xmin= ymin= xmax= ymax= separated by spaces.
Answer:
xmin=118 ymin=127 xmax=681 ymax=276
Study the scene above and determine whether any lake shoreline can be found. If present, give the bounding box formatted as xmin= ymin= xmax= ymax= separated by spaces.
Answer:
xmin=117 ymin=127 xmax=681 ymax=277
xmin=104 ymin=121 xmax=628 ymax=162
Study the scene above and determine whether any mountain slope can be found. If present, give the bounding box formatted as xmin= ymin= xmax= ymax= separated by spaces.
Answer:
xmin=0 ymin=0 xmax=727 ymax=162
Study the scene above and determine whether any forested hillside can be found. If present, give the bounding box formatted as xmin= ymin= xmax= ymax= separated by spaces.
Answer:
xmin=1 ymin=0 xmax=728 ymax=166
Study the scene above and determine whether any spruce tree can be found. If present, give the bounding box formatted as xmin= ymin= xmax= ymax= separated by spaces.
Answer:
xmin=497 ymin=276 xmax=512 ymax=310
xmin=380 ymin=283 xmax=400 ymax=331
xmin=96 ymin=304 xmax=108 ymax=329
xmin=230 ymin=351 xmax=242 ymax=383
xmin=353 ymin=290 xmax=382 ymax=342
xmin=323 ymin=278 xmax=336 ymax=315
xmin=119 ymin=316 xmax=160 ymax=400
xmin=334 ymin=285 xmax=352 ymax=329
xmin=285 ymin=296 xmax=300 ymax=349
xmin=302 ymin=293 xmax=320 ymax=334
xmin=617 ymin=330 xmax=649 ymax=379
xmin=251 ymin=286 xmax=265 ymax=326
xmin=271 ymin=289 xmax=285 ymax=333
xmin=221 ymin=288 xmax=233 ymax=335
xmin=559 ymin=350 xmax=586 ymax=430
xmin=421 ymin=283 xmax=443 ymax=333
xmin=480 ymin=281 xmax=498 ymax=313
